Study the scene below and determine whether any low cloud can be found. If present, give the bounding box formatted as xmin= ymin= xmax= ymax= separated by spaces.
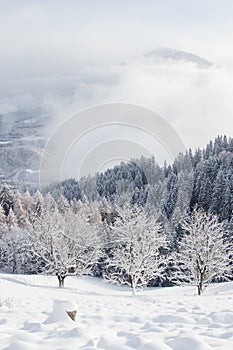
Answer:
xmin=44 ymin=57 xmax=233 ymax=154
xmin=110 ymin=59 xmax=233 ymax=150
xmin=0 ymin=103 xmax=17 ymax=115
xmin=1 ymin=50 xmax=232 ymax=170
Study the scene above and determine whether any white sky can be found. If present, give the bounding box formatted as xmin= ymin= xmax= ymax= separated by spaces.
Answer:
xmin=1 ymin=0 xmax=233 ymax=74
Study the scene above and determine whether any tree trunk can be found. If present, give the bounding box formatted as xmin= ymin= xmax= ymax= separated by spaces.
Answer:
xmin=57 ymin=271 xmax=67 ymax=288
xmin=130 ymin=275 xmax=136 ymax=296
xmin=197 ymin=272 xmax=204 ymax=295
xmin=12 ymin=254 xmax=16 ymax=274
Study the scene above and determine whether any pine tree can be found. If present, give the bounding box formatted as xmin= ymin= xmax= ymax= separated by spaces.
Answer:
xmin=22 ymin=190 xmax=34 ymax=223
xmin=44 ymin=193 xmax=57 ymax=213
xmin=6 ymin=208 xmax=18 ymax=230
xmin=33 ymin=190 xmax=44 ymax=219
xmin=0 ymin=185 xmax=14 ymax=216
xmin=164 ymin=172 xmax=178 ymax=219
xmin=222 ymin=172 xmax=233 ymax=221
xmin=56 ymin=194 xmax=70 ymax=214
xmin=0 ymin=204 xmax=6 ymax=224
xmin=16 ymin=202 xmax=31 ymax=229
xmin=0 ymin=204 xmax=7 ymax=238
xmin=210 ymin=169 xmax=225 ymax=215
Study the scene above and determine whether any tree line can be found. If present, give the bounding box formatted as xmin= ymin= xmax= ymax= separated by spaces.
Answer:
xmin=0 ymin=135 xmax=232 ymax=295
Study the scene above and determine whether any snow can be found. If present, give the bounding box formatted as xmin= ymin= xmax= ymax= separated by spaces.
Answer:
xmin=25 ymin=169 xmax=39 ymax=174
xmin=23 ymin=119 xmax=36 ymax=124
xmin=0 ymin=141 xmax=12 ymax=146
xmin=0 ymin=274 xmax=233 ymax=350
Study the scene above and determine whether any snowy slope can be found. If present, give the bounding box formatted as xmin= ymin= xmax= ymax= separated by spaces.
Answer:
xmin=0 ymin=274 xmax=233 ymax=350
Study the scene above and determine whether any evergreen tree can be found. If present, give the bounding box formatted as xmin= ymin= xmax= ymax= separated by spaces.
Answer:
xmin=0 ymin=204 xmax=6 ymax=224
xmin=33 ymin=190 xmax=44 ymax=219
xmin=56 ymin=194 xmax=70 ymax=214
xmin=22 ymin=190 xmax=34 ymax=223
xmin=6 ymin=208 xmax=18 ymax=230
xmin=0 ymin=204 xmax=7 ymax=238
xmin=0 ymin=185 xmax=14 ymax=216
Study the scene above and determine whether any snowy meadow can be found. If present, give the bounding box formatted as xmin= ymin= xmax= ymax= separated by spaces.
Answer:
xmin=0 ymin=274 xmax=233 ymax=350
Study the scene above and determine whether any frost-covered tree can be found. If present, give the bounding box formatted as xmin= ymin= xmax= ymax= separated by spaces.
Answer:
xmin=0 ymin=204 xmax=6 ymax=227
xmin=104 ymin=204 xmax=168 ymax=295
xmin=6 ymin=208 xmax=18 ymax=229
xmin=32 ymin=204 xmax=103 ymax=287
xmin=32 ymin=190 xmax=44 ymax=222
xmin=0 ymin=185 xmax=14 ymax=216
xmin=164 ymin=172 xmax=178 ymax=219
xmin=13 ymin=191 xmax=23 ymax=214
xmin=43 ymin=192 xmax=56 ymax=212
xmin=0 ymin=227 xmax=31 ymax=273
xmin=0 ymin=205 xmax=7 ymax=261
xmin=64 ymin=206 xmax=103 ymax=278
xmin=173 ymin=207 xmax=232 ymax=295
xmin=79 ymin=174 xmax=100 ymax=202
xmin=45 ymin=178 xmax=82 ymax=202
xmin=16 ymin=203 xmax=31 ymax=229
xmin=22 ymin=190 xmax=34 ymax=223
xmin=31 ymin=207 xmax=73 ymax=287
xmin=171 ymin=169 xmax=193 ymax=225
xmin=56 ymin=194 xmax=70 ymax=214
xmin=145 ymin=182 xmax=165 ymax=215
xmin=0 ymin=204 xmax=32 ymax=273
xmin=13 ymin=195 xmax=31 ymax=229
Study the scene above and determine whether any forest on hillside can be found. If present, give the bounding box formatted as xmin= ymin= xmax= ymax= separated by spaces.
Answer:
xmin=0 ymin=135 xmax=232 ymax=293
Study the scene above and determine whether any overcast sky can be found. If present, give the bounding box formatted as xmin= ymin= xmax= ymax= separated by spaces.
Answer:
xmin=0 ymin=0 xmax=233 ymax=170
xmin=1 ymin=0 xmax=233 ymax=74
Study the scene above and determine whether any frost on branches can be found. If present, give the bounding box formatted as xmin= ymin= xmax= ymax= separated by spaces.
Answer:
xmin=173 ymin=207 xmax=232 ymax=295
xmin=31 ymin=202 xmax=103 ymax=287
xmin=104 ymin=204 xmax=168 ymax=295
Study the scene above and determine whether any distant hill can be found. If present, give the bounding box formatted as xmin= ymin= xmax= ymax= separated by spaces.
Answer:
xmin=144 ymin=48 xmax=213 ymax=68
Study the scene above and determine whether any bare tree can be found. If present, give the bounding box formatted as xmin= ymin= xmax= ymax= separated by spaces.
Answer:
xmin=173 ymin=207 xmax=232 ymax=295
xmin=32 ymin=203 xmax=103 ymax=287
xmin=64 ymin=204 xmax=103 ymax=279
xmin=31 ymin=207 xmax=70 ymax=286
xmin=104 ymin=204 xmax=168 ymax=295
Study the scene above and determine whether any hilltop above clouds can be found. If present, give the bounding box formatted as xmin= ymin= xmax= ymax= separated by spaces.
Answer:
xmin=143 ymin=47 xmax=213 ymax=68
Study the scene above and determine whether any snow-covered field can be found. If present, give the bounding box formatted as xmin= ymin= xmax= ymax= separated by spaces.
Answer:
xmin=0 ymin=274 xmax=233 ymax=350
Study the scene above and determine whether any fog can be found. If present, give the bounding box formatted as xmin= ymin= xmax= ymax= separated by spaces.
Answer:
xmin=0 ymin=0 xmax=233 ymax=176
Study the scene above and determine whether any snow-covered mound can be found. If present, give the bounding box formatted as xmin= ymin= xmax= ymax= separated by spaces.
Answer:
xmin=0 ymin=274 xmax=232 ymax=349
xmin=144 ymin=48 xmax=213 ymax=68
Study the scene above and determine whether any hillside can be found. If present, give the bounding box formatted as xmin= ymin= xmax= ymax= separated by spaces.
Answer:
xmin=144 ymin=48 xmax=213 ymax=67
xmin=0 ymin=274 xmax=233 ymax=350
xmin=0 ymin=108 xmax=48 ymax=187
